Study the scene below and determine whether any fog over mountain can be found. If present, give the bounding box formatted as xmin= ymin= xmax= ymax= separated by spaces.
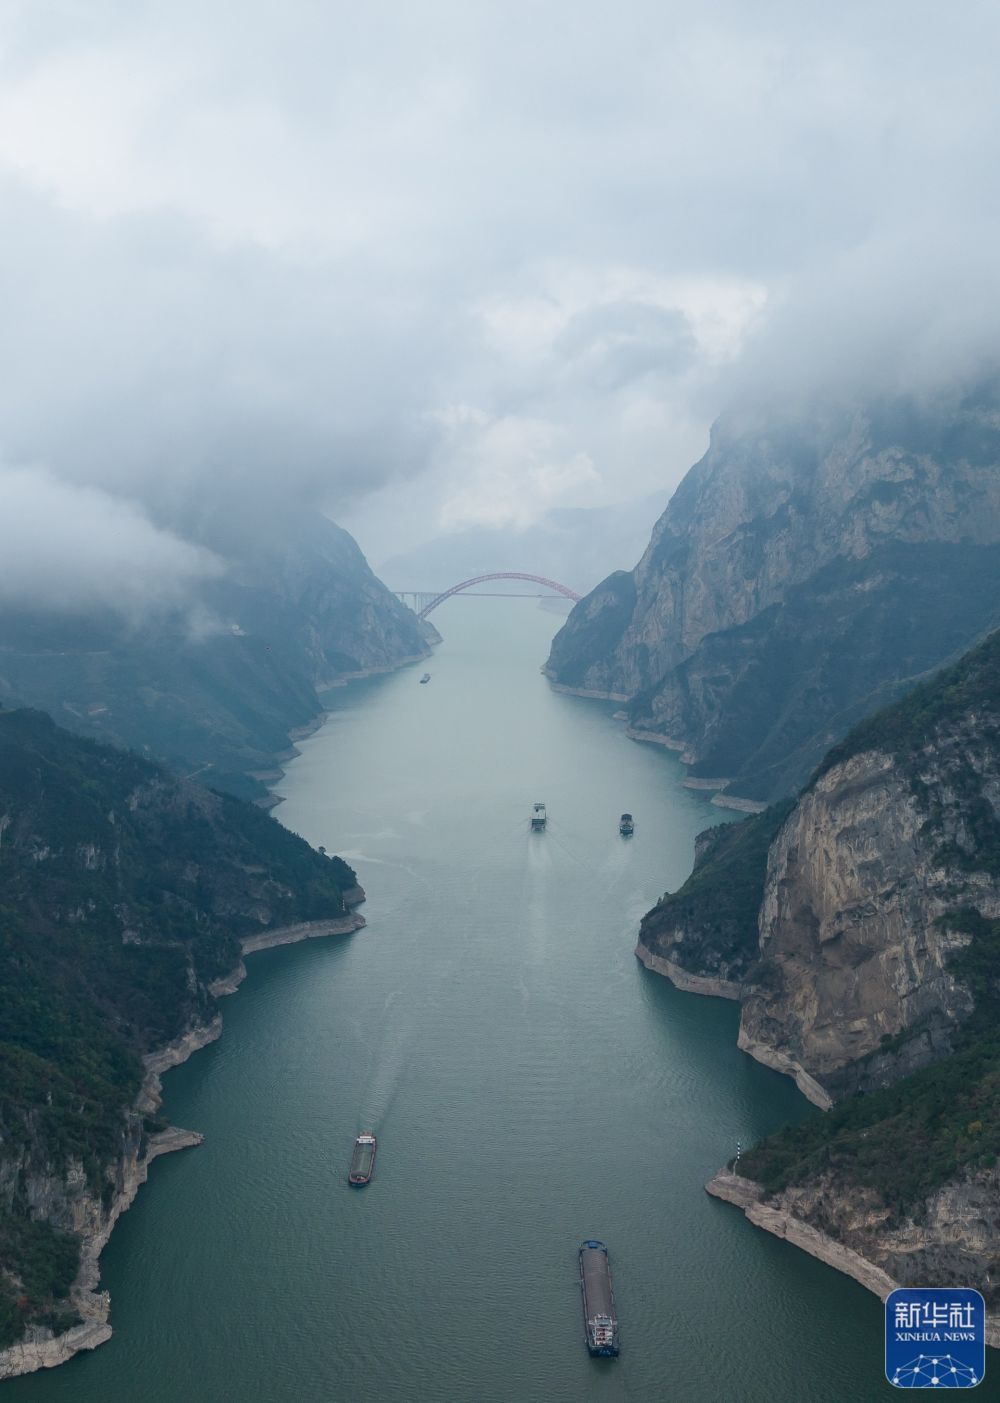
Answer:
xmin=378 ymin=495 xmax=669 ymax=597
xmin=2 ymin=1 xmax=1000 ymax=596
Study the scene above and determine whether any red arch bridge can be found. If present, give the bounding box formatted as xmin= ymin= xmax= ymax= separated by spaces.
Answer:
xmin=397 ymin=573 xmax=582 ymax=620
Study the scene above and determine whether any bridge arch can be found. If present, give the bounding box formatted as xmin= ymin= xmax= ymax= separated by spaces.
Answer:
xmin=416 ymin=572 xmax=582 ymax=619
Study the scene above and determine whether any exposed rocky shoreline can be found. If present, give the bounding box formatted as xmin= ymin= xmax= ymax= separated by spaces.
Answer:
xmin=542 ymin=674 xmax=630 ymax=702
xmin=705 ymin=1171 xmax=900 ymax=1303
xmin=710 ymin=793 xmax=768 ymax=814
xmin=634 ymin=939 xmax=741 ymax=1000
xmin=637 ymin=888 xmax=869 ymax=1118
xmin=734 ymin=1029 xmax=834 ymax=1110
xmin=0 ymin=905 xmax=366 ymax=1382
xmin=705 ymin=1170 xmax=1000 ymax=1349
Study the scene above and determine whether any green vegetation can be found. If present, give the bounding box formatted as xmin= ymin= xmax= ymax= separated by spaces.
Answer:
xmin=817 ymin=623 xmax=1000 ymax=785
xmin=641 ymin=801 xmax=793 ymax=980
xmin=740 ymin=1033 xmax=1000 ymax=1218
xmin=0 ymin=707 xmax=356 ymax=1344
xmin=544 ymin=571 xmax=636 ymax=687
xmin=0 ymin=1216 xmax=87 ymax=1347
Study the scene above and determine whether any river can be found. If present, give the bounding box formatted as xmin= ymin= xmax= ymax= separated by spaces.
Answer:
xmin=9 ymin=599 xmax=890 ymax=1402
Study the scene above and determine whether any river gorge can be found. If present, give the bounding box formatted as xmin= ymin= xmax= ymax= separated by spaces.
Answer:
xmin=7 ymin=600 xmax=891 ymax=1402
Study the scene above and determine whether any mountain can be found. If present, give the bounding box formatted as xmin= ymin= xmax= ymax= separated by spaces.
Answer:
xmin=0 ymin=708 xmax=363 ymax=1371
xmin=545 ymin=392 xmax=1000 ymax=803
xmin=637 ymin=628 xmax=1000 ymax=1325
xmin=377 ymin=493 xmax=669 ymax=597
xmin=0 ymin=512 xmax=431 ymax=802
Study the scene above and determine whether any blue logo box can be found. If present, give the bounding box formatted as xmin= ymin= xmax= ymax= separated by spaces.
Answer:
xmin=886 ymin=1287 xmax=986 ymax=1388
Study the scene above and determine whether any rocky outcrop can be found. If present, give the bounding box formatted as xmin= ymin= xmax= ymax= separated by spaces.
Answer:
xmin=642 ymin=632 xmax=1000 ymax=1101
xmin=0 ymin=1320 xmax=114 ymax=1381
xmin=739 ymin=720 xmax=1000 ymax=1101
xmin=634 ymin=940 xmax=741 ymax=999
xmin=639 ymin=629 xmax=1000 ymax=1318
xmin=635 ymin=804 xmax=791 ymax=997
xmin=0 ymin=1072 xmax=206 ymax=1381
xmin=706 ymin=1169 xmax=1000 ymax=1348
xmin=546 ymin=392 xmax=1000 ymax=803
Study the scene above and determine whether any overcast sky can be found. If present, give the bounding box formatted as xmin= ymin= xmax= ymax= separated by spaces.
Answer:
xmin=1 ymin=0 xmax=999 ymax=603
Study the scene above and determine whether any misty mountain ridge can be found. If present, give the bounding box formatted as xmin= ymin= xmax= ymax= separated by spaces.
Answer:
xmin=0 ymin=510 xmax=430 ymax=800
xmin=377 ymin=493 xmax=669 ymax=596
xmin=545 ymin=386 xmax=1000 ymax=803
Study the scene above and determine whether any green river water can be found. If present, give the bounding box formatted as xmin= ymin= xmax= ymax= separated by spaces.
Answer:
xmin=9 ymin=600 xmax=892 ymax=1402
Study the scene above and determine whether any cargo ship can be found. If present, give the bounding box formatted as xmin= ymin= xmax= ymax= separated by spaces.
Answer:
xmin=348 ymin=1132 xmax=377 ymax=1185
xmin=579 ymin=1240 xmax=620 ymax=1356
xmin=619 ymin=812 xmax=634 ymax=836
xmin=530 ymin=802 xmax=547 ymax=831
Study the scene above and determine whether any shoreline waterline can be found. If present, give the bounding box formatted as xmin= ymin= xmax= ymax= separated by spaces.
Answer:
xmin=0 ymin=910 xmax=366 ymax=1382
xmin=9 ymin=600 xmax=892 ymax=1403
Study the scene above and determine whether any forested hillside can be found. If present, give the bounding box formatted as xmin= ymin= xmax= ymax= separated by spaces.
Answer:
xmin=0 ymin=708 xmax=356 ymax=1348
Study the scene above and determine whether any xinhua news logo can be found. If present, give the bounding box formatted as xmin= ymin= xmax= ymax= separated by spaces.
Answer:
xmin=886 ymin=1288 xmax=986 ymax=1388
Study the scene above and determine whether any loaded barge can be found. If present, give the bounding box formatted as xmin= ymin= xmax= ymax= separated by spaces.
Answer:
xmin=348 ymin=1132 xmax=377 ymax=1185
xmin=579 ymin=1240 xmax=620 ymax=1356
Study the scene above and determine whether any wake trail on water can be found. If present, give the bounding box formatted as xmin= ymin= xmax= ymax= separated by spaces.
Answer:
xmin=355 ymin=911 xmax=465 ymax=1131
xmin=337 ymin=850 xmax=435 ymax=891
xmin=357 ymin=992 xmax=422 ymax=1131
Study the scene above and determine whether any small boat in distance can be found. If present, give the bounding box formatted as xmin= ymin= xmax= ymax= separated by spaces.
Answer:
xmin=530 ymin=802 xmax=547 ymax=831
xmin=619 ymin=812 xmax=634 ymax=836
xmin=348 ymin=1132 xmax=377 ymax=1185
xmin=579 ymin=1240 xmax=620 ymax=1357
xmin=419 ymin=673 xmax=431 ymax=684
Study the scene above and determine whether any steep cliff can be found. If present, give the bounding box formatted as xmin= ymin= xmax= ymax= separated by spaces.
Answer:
xmin=637 ymin=628 xmax=1000 ymax=1317
xmin=706 ymin=1168 xmax=1000 ymax=1348
xmin=635 ymin=802 xmax=791 ymax=996
xmin=0 ymin=511 xmax=429 ymax=800
xmin=546 ymin=392 xmax=1000 ymax=802
xmin=0 ymin=708 xmax=361 ymax=1363
xmin=739 ymin=629 xmax=1000 ymax=1104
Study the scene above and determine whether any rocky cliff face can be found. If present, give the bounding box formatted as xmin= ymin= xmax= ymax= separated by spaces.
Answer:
xmin=546 ymin=392 xmax=1000 ymax=801
xmin=0 ymin=510 xmax=429 ymax=799
xmin=208 ymin=511 xmax=431 ymax=685
xmin=644 ymin=627 xmax=1000 ymax=1105
xmin=707 ymin=1168 xmax=1000 ymax=1345
xmin=635 ymin=804 xmax=791 ymax=997
xmin=739 ymin=648 xmax=1000 ymax=1104
xmin=739 ymin=750 xmax=992 ymax=1104
xmin=639 ymin=628 xmax=1000 ymax=1316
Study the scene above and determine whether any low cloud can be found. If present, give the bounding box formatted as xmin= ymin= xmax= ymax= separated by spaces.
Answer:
xmin=0 ymin=1 xmax=998 ymax=576
xmin=0 ymin=466 xmax=221 ymax=618
xmin=434 ymin=408 xmax=601 ymax=532
xmin=721 ymin=226 xmax=1000 ymax=414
